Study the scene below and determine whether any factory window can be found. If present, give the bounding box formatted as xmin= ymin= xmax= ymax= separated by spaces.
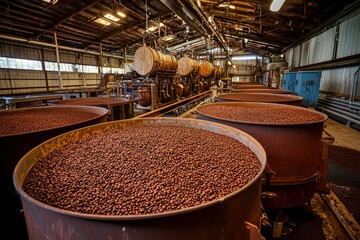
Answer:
xmin=0 ymin=57 xmax=121 ymax=74
xmin=0 ymin=57 xmax=42 ymax=70
xmin=83 ymin=65 xmax=99 ymax=73
xmin=103 ymin=67 xmax=124 ymax=74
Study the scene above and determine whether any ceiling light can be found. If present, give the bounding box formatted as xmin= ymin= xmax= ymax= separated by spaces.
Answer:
xmin=148 ymin=23 xmax=164 ymax=32
xmin=270 ymin=0 xmax=285 ymax=12
xmin=160 ymin=34 xmax=176 ymax=41
xmin=117 ymin=11 xmax=126 ymax=18
xmin=43 ymin=0 xmax=58 ymax=4
xmin=104 ymin=14 xmax=120 ymax=22
xmin=244 ymin=38 xmax=249 ymax=43
xmin=219 ymin=3 xmax=235 ymax=9
xmin=94 ymin=18 xmax=111 ymax=26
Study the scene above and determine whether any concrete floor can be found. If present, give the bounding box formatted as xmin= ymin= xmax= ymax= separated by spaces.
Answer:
xmin=323 ymin=117 xmax=360 ymax=151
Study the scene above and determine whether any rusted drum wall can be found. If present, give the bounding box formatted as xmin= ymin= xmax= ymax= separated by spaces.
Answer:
xmin=216 ymin=93 xmax=303 ymax=106
xmin=177 ymin=56 xmax=199 ymax=77
xmin=133 ymin=46 xmax=178 ymax=76
xmin=231 ymin=88 xmax=292 ymax=94
xmin=196 ymin=102 xmax=328 ymax=209
xmin=14 ymin=118 xmax=266 ymax=240
xmin=0 ymin=106 xmax=109 ymax=239
xmin=198 ymin=60 xmax=214 ymax=77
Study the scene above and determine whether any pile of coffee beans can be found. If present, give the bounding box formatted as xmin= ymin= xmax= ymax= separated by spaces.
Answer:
xmin=218 ymin=93 xmax=299 ymax=102
xmin=55 ymin=97 xmax=126 ymax=106
xmin=198 ymin=104 xmax=326 ymax=124
xmin=0 ymin=108 xmax=100 ymax=136
xmin=23 ymin=125 xmax=261 ymax=216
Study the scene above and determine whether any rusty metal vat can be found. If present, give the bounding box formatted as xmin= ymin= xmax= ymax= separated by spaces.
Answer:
xmin=196 ymin=102 xmax=328 ymax=209
xmin=232 ymin=88 xmax=292 ymax=94
xmin=216 ymin=93 xmax=303 ymax=106
xmin=233 ymin=83 xmax=274 ymax=89
xmin=1 ymin=105 xmax=108 ymax=239
xmin=14 ymin=118 xmax=266 ymax=240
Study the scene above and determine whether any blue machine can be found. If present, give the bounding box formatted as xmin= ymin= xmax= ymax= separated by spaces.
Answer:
xmin=294 ymin=71 xmax=321 ymax=108
xmin=282 ymin=72 xmax=297 ymax=92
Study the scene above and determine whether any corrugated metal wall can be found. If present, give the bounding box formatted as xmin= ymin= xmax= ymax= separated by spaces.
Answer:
xmin=285 ymin=9 xmax=360 ymax=97
xmin=337 ymin=12 xmax=360 ymax=58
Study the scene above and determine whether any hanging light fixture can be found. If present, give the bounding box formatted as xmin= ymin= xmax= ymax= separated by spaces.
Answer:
xmin=270 ymin=0 xmax=285 ymax=12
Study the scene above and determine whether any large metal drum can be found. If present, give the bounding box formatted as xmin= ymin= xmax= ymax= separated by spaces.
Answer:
xmin=196 ymin=102 xmax=328 ymax=209
xmin=14 ymin=118 xmax=266 ymax=240
xmin=177 ymin=56 xmax=199 ymax=77
xmin=216 ymin=93 xmax=303 ymax=106
xmin=133 ymin=46 xmax=177 ymax=76
xmin=198 ymin=60 xmax=214 ymax=77
xmin=137 ymin=86 xmax=151 ymax=107
xmin=1 ymin=105 xmax=108 ymax=239
xmin=233 ymin=83 xmax=273 ymax=89
xmin=232 ymin=88 xmax=292 ymax=94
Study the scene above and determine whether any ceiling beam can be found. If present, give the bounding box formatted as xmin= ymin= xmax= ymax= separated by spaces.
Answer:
xmin=31 ymin=0 xmax=102 ymax=40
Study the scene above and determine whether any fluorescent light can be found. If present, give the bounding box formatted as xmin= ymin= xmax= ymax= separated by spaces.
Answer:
xmin=148 ymin=23 xmax=164 ymax=32
xmin=104 ymin=14 xmax=120 ymax=22
xmin=160 ymin=34 xmax=176 ymax=41
xmin=270 ymin=0 xmax=285 ymax=12
xmin=43 ymin=0 xmax=58 ymax=4
xmin=94 ymin=18 xmax=111 ymax=26
xmin=232 ymin=55 xmax=257 ymax=61
xmin=117 ymin=11 xmax=126 ymax=18
xmin=219 ymin=3 xmax=235 ymax=9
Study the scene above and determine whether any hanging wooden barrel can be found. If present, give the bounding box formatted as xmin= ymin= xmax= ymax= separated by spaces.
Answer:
xmin=133 ymin=46 xmax=178 ymax=76
xmin=137 ymin=86 xmax=151 ymax=107
xmin=214 ymin=66 xmax=224 ymax=77
xmin=177 ymin=56 xmax=200 ymax=77
xmin=199 ymin=60 xmax=214 ymax=77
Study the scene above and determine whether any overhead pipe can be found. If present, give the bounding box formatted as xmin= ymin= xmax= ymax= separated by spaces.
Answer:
xmin=0 ymin=34 xmax=127 ymax=59
xmin=160 ymin=0 xmax=233 ymax=64
xmin=182 ymin=0 xmax=229 ymax=56
xmin=159 ymin=0 xmax=207 ymax=36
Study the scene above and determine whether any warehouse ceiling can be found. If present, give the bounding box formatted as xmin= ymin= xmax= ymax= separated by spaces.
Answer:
xmin=0 ymin=0 xmax=359 ymax=58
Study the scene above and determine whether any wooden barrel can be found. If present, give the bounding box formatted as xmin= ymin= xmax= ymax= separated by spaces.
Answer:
xmin=133 ymin=46 xmax=178 ymax=76
xmin=199 ymin=60 xmax=214 ymax=77
xmin=214 ymin=66 xmax=224 ymax=77
xmin=133 ymin=46 xmax=160 ymax=76
xmin=177 ymin=56 xmax=200 ymax=77
xmin=159 ymin=53 xmax=178 ymax=72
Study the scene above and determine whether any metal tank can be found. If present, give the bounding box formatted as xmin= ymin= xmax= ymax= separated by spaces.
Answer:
xmin=14 ymin=118 xmax=266 ymax=240
xmin=216 ymin=93 xmax=303 ymax=106
xmin=233 ymin=83 xmax=273 ymax=89
xmin=1 ymin=105 xmax=109 ymax=239
xmin=196 ymin=102 xmax=328 ymax=209
xmin=231 ymin=88 xmax=292 ymax=94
